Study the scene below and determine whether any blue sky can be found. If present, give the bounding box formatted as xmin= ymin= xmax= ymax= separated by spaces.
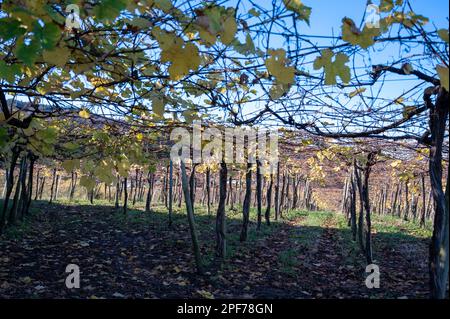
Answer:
xmin=300 ymin=0 xmax=449 ymax=99
xmin=230 ymin=0 xmax=449 ymax=133
xmin=303 ymin=0 xmax=448 ymax=35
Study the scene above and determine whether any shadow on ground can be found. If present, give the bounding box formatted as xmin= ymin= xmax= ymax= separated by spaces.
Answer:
xmin=0 ymin=200 xmax=431 ymax=299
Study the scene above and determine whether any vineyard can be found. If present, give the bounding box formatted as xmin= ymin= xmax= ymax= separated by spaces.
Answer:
xmin=0 ymin=0 xmax=448 ymax=301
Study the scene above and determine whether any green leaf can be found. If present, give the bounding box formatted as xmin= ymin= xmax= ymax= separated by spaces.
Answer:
xmin=197 ymin=289 xmax=214 ymax=299
xmin=44 ymin=4 xmax=66 ymax=25
xmin=205 ymin=6 xmax=223 ymax=34
xmin=15 ymin=38 xmax=40 ymax=66
xmin=94 ymin=0 xmax=127 ymax=21
xmin=0 ymin=61 xmax=21 ymax=83
xmin=35 ymin=22 xmax=60 ymax=50
xmin=129 ymin=17 xmax=152 ymax=28
xmin=148 ymin=164 xmax=156 ymax=173
xmin=0 ymin=127 xmax=8 ymax=148
xmin=333 ymin=53 xmax=351 ymax=83
xmin=63 ymin=142 xmax=80 ymax=151
xmin=154 ymin=0 xmax=172 ymax=12
xmin=43 ymin=46 xmax=71 ymax=67
xmin=0 ymin=18 xmax=26 ymax=41
xmin=35 ymin=127 xmax=58 ymax=144
xmin=117 ymin=157 xmax=130 ymax=177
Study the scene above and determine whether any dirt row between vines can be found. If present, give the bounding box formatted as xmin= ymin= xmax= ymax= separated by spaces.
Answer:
xmin=0 ymin=202 xmax=429 ymax=298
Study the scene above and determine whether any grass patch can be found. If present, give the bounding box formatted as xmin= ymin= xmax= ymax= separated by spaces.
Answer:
xmin=330 ymin=212 xmax=431 ymax=266
xmin=278 ymin=248 xmax=299 ymax=274
xmin=333 ymin=213 xmax=361 ymax=265
xmin=372 ymin=214 xmax=432 ymax=241
xmin=0 ymin=199 xmax=41 ymax=239
xmin=290 ymin=211 xmax=332 ymax=247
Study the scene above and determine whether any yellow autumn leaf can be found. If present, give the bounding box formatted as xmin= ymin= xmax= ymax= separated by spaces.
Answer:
xmin=402 ymin=105 xmax=417 ymax=118
xmin=269 ymin=83 xmax=290 ymax=99
xmin=197 ymin=289 xmax=214 ymax=299
xmin=436 ymin=65 xmax=449 ymax=92
xmin=198 ymin=28 xmax=217 ymax=44
xmin=390 ymin=160 xmax=402 ymax=168
xmin=117 ymin=158 xmax=130 ymax=177
xmin=313 ymin=49 xmax=350 ymax=85
xmin=265 ymin=49 xmax=296 ymax=85
xmin=154 ymin=28 xmax=201 ymax=80
xmin=182 ymin=109 xmax=196 ymax=124
xmin=80 ymin=175 xmax=96 ymax=191
xmin=151 ymin=96 xmax=165 ymax=117
xmin=62 ymin=159 xmax=80 ymax=172
xmin=221 ymin=15 xmax=237 ymax=45
xmin=282 ymin=0 xmax=311 ymax=23
xmin=248 ymin=8 xmax=260 ymax=17
xmin=342 ymin=17 xmax=380 ymax=49
xmin=20 ymin=276 xmax=32 ymax=284
xmin=195 ymin=6 xmax=237 ymax=45
xmin=348 ymin=87 xmax=366 ymax=98
xmin=79 ymin=109 xmax=90 ymax=119
xmin=437 ymin=28 xmax=449 ymax=43
xmin=402 ymin=63 xmax=414 ymax=74
xmin=395 ymin=97 xmax=404 ymax=104
xmin=173 ymin=266 xmax=181 ymax=273
xmin=379 ymin=0 xmax=394 ymax=12
xmin=94 ymin=163 xmax=114 ymax=184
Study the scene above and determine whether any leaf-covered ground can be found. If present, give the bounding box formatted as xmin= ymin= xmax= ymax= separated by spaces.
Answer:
xmin=0 ymin=200 xmax=431 ymax=299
